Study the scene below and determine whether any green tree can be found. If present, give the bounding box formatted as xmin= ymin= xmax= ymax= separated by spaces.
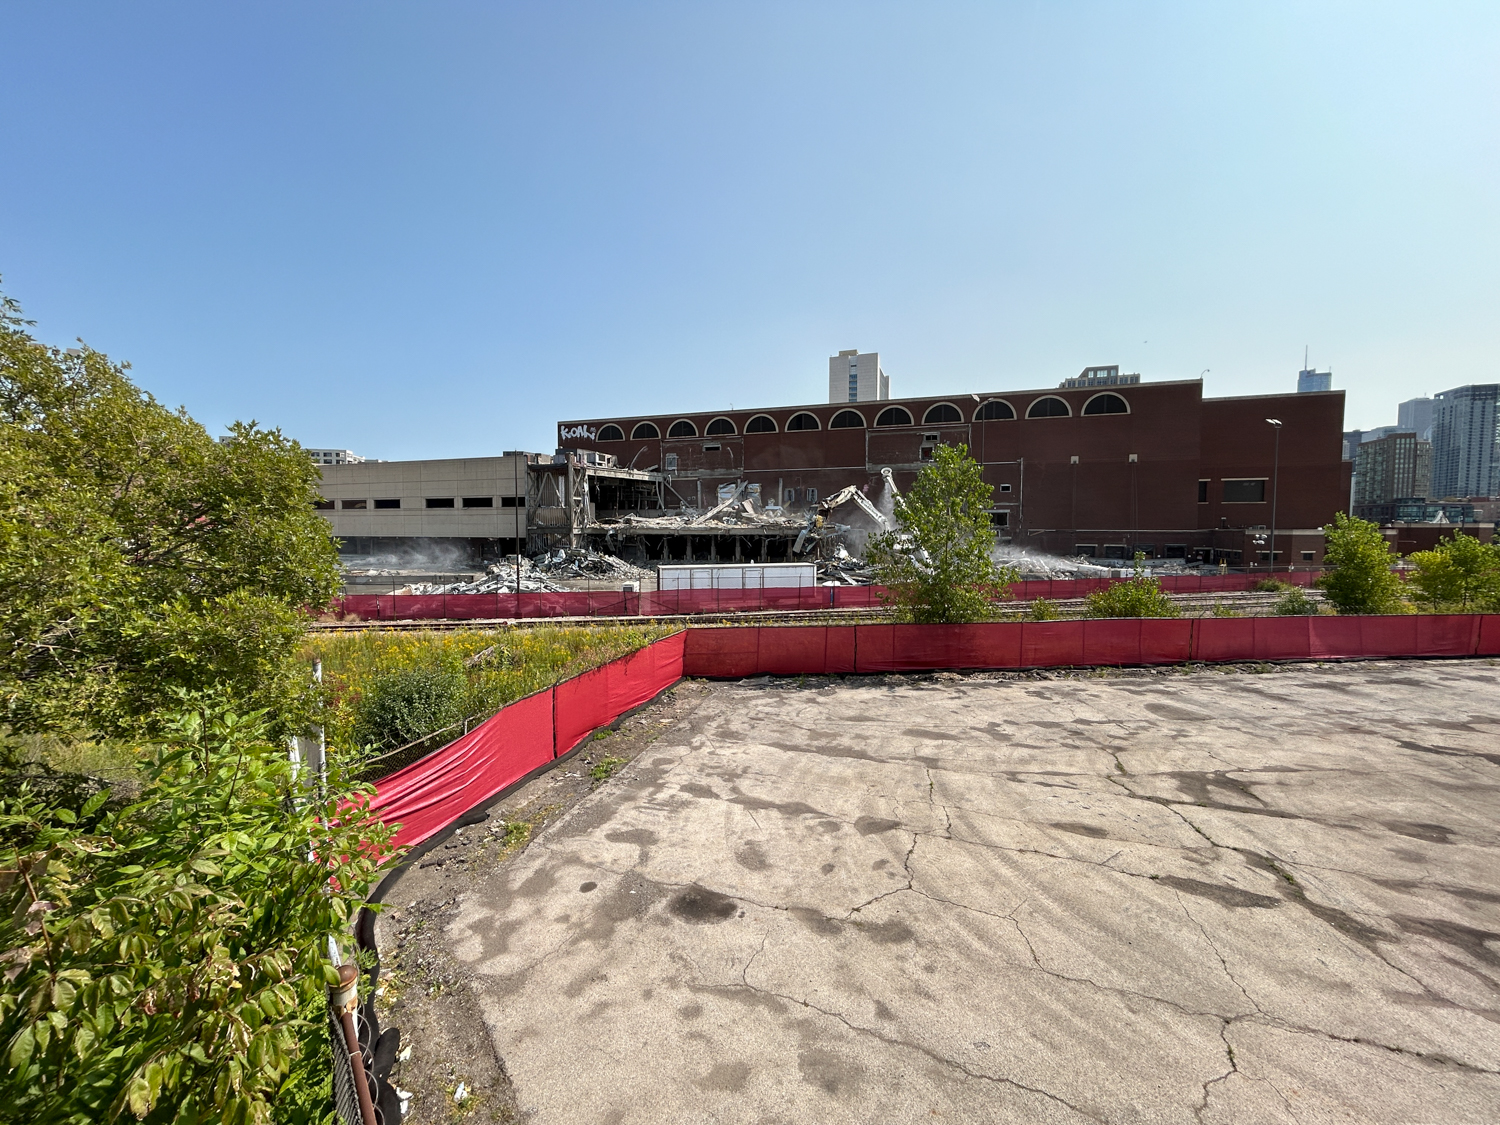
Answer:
xmin=1272 ymin=587 xmax=1319 ymax=616
xmin=1316 ymin=513 xmax=1406 ymax=614
xmin=1406 ymin=530 xmax=1500 ymax=611
xmin=0 ymin=698 xmax=396 ymax=1125
xmin=0 ymin=287 xmax=341 ymax=739
xmin=1084 ymin=554 xmax=1180 ymax=618
xmin=866 ymin=444 xmax=1017 ymax=623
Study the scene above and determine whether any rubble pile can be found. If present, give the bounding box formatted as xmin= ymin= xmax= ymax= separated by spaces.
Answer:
xmin=403 ymin=557 xmax=569 ymax=595
xmin=818 ymin=546 xmax=877 ymax=585
xmin=530 ymin=548 xmax=654 ymax=584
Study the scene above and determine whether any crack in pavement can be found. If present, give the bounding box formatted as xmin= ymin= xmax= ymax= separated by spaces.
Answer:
xmin=730 ymin=966 xmax=1108 ymax=1123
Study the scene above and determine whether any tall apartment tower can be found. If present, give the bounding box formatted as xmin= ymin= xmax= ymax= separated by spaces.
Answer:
xmin=1430 ymin=384 xmax=1500 ymax=498
xmin=828 ymin=350 xmax=889 ymax=403
xmin=1353 ymin=433 xmax=1432 ymax=515
xmin=1397 ymin=397 xmax=1434 ymax=441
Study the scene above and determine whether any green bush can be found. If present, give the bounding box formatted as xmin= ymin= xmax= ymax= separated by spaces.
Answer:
xmin=353 ymin=663 xmax=467 ymax=750
xmin=1273 ymin=588 xmax=1318 ymax=616
xmin=1316 ymin=513 xmax=1405 ymax=614
xmin=1406 ymin=531 xmax=1500 ymax=611
xmin=1085 ymin=556 xmax=1180 ymax=619
xmin=1254 ymin=578 xmax=1294 ymax=593
xmin=1027 ymin=598 xmax=1062 ymax=621
xmin=0 ymin=698 xmax=395 ymax=1124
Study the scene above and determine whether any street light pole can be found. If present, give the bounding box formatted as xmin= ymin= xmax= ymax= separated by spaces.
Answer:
xmin=1265 ymin=419 xmax=1282 ymax=571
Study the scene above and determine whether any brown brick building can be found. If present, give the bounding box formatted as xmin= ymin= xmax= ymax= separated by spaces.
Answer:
xmin=557 ymin=378 xmax=1351 ymax=566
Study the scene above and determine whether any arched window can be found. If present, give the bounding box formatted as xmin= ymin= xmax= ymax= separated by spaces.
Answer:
xmin=923 ymin=402 xmax=963 ymax=424
xmin=1026 ymin=396 xmax=1071 ymax=418
xmin=745 ymin=414 xmax=777 ymax=433
xmin=786 ymin=412 xmax=821 ymax=431
xmin=668 ymin=419 xmax=698 ymax=438
xmin=597 ymin=424 xmax=625 ymax=441
xmin=631 ymin=421 xmax=660 ymax=440
xmin=975 ymin=400 xmax=1015 ymax=421
xmin=875 ymin=406 xmax=913 ymax=427
xmin=1082 ymin=393 xmax=1129 ymax=416
xmin=705 ymin=417 xmax=736 ymax=436
xmin=830 ymin=410 xmax=865 ymax=429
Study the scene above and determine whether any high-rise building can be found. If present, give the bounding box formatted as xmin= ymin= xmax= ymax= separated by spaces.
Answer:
xmin=1353 ymin=433 xmax=1432 ymax=517
xmin=1430 ymin=385 xmax=1500 ymax=499
xmin=1397 ymin=397 xmax=1434 ymax=441
xmin=828 ymin=350 xmax=889 ymax=403
xmin=1297 ymin=366 xmax=1333 ymax=393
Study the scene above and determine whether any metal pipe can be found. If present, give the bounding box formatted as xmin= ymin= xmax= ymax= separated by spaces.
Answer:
xmin=332 ymin=963 xmax=377 ymax=1125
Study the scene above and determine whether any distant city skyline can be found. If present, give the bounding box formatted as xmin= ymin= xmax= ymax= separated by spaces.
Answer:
xmin=2 ymin=4 xmax=1496 ymax=460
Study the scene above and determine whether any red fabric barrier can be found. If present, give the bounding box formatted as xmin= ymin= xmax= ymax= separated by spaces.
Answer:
xmin=682 ymin=627 xmax=764 ymax=678
xmin=680 ymin=614 xmax=1494 ymax=679
xmin=854 ymin=623 xmax=1025 ymax=672
xmin=553 ymin=631 xmax=687 ymax=757
xmin=756 ymin=626 xmax=858 ymax=675
xmin=1478 ymin=615 xmax=1500 ymax=655
xmin=1020 ymin=621 xmax=1088 ymax=668
xmin=369 ymin=633 xmax=685 ymax=849
xmin=370 ymin=688 xmax=555 ymax=850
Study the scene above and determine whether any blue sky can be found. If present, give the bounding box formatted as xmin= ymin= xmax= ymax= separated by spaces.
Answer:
xmin=3 ymin=3 xmax=1496 ymax=457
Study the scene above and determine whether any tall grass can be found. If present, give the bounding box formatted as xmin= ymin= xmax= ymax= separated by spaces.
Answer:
xmin=302 ymin=624 xmax=676 ymax=757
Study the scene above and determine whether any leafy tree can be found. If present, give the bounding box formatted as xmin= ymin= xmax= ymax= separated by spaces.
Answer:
xmin=0 ymin=286 xmax=341 ymax=738
xmin=1406 ymin=530 xmax=1500 ymax=611
xmin=1316 ymin=513 xmax=1406 ymax=614
xmin=0 ymin=698 xmax=396 ymax=1124
xmin=866 ymin=444 xmax=1017 ymax=623
xmin=1083 ymin=554 xmax=1180 ymax=618
xmin=1027 ymin=598 xmax=1062 ymax=621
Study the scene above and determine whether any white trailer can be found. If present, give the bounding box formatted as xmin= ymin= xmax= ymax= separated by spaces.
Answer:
xmin=657 ymin=562 xmax=817 ymax=591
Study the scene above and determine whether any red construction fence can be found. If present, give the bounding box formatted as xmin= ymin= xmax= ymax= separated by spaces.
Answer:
xmin=368 ymin=631 xmax=686 ymax=849
xmin=681 ymin=615 xmax=1500 ymax=678
xmin=334 ymin=571 xmax=1322 ymax=622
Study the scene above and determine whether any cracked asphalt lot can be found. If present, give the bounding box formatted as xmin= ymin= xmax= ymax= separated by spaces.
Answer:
xmin=441 ymin=660 xmax=1500 ymax=1123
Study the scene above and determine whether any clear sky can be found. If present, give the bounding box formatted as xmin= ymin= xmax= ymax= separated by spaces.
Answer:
xmin=3 ymin=3 xmax=1497 ymax=457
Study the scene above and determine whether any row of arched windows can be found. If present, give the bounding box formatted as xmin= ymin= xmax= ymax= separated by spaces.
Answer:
xmin=595 ymin=393 xmax=1129 ymax=440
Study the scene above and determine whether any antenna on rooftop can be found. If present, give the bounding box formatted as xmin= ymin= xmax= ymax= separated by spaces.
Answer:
xmin=1303 ymin=345 xmax=1308 ymax=372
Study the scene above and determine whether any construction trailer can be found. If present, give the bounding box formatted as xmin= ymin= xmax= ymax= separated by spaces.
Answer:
xmin=657 ymin=562 xmax=817 ymax=591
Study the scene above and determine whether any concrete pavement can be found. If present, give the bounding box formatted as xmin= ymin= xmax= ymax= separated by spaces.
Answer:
xmin=443 ymin=660 xmax=1500 ymax=1123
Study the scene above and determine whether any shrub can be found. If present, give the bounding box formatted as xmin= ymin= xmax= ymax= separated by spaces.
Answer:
xmin=1085 ymin=555 xmax=1180 ymax=618
xmin=1255 ymin=578 xmax=1294 ymax=593
xmin=353 ymin=663 xmax=467 ymax=750
xmin=1273 ymin=588 xmax=1318 ymax=616
xmin=1316 ymin=513 xmax=1405 ymax=614
xmin=1027 ymin=598 xmax=1062 ymax=621
xmin=1406 ymin=531 xmax=1500 ymax=611
xmin=0 ymin=699 xmax=395 ymax=1124
xmin=1211 ymin=604 xmax=1244 ymax=618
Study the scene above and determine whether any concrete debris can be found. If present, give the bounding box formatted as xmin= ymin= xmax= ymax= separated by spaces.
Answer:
xmin=529 ymin=548 xmax=654 ymax=584
xmin=404 ymin=556 xmax=569 ymax=595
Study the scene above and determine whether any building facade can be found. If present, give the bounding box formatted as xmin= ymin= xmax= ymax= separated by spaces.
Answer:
xmin=827 ymin=350 xmax=889 ymax=404
xmin=557 ymin=378 xmax=1349 ymax=565
xmin=1297 ymin=367 xmax=1333 ymax=394
xmin=307 ymin=448 xmax=365 ymax=466
xmin=1431 ymin=384 xmax=1500 ymax=499
xmin=315 ymin=454 xmax=532 ymax=558
xmin=1397 ymin=397 xmax=1434 ymax=442
xmin=1352 ymin=432 xmax=1431 ymax=517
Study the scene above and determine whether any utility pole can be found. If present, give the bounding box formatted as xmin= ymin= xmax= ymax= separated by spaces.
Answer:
xmin=514 ymin=453 xmax=522 ymax=608
xmin=1266 ymin=419 xmax=1283 ymax=571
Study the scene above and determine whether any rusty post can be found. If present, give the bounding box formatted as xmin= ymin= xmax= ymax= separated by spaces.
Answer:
xmin=332 ymin=962 xmax=378 ymax=1125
